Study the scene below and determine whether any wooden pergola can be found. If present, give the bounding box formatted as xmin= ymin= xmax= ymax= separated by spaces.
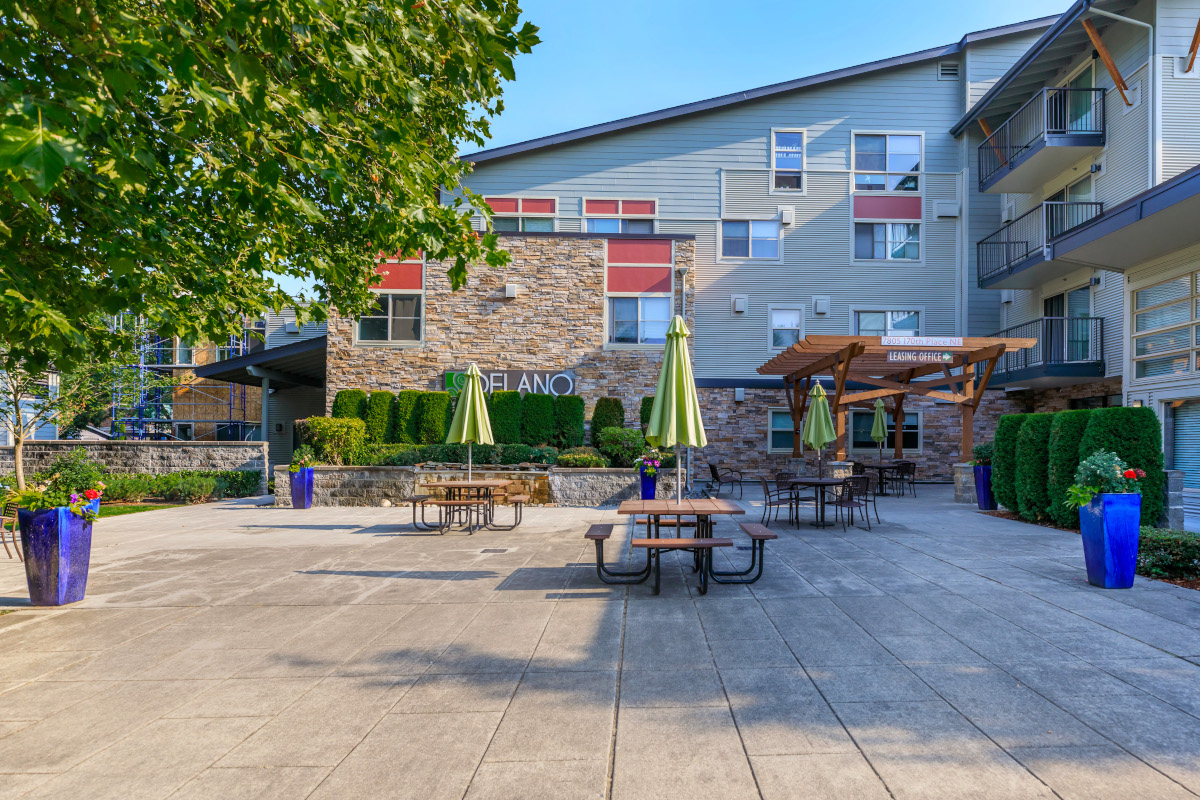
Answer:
xmin=757 ymin=335 xmax=1037 ymax=462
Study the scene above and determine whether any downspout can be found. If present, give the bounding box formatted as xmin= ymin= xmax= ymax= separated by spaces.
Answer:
xmin=1087 ymin=6 xmax=1155 ymax=190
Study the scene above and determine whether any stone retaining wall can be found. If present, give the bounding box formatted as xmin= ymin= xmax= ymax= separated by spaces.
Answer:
xmin=1 ymin=441 xmax=268 ymax=494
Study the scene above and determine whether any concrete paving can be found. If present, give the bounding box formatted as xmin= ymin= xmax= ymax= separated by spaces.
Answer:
xmin=1 ymin=486 xmax=1200 ymax=798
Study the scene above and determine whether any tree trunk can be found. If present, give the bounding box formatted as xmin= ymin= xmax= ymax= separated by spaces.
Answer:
xmin=13 ymin=430 xmax=25 ymax=491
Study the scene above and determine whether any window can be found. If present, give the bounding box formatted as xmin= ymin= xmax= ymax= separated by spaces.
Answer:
xmin=493 ymin=216 xmax=555 ymax=233
xmin=854 ymin=310 xmax=920 ymax=337
xmin=586 ymin=218 xmax=655 ymax=234
xmin=722 ymin=220 xmax=780 ymax=259
xmin=1131 ymin=272 xmax=1200 ymax=380
xmin=769 ymin=307 xmax=802 ymax=349
xmin=768 ymin=409 xmax=794 ymax=453
xmin=854 ymin=133 xmax=921 ymax=191
xmin=609 ymin=296 xmax=670 ymax=345
xmin=357 ymin=293 xmax=423 ymax=343
xmin=853 ymin=223 xmax=920 ymax=260
xmin=772 ymin=129 xmax=805 ymax=191
xmin=851 ymin=410 xmax=920 ymax=451
xmin=486 ymin=197 xmax=556 ymax=233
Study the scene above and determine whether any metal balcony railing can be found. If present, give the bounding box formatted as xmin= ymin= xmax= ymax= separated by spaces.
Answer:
xmin=977 ymin=201 xmax=1104 ymax=285
xmin=992 ymin=317 xmax=1105 ymax=374
xmin=978 ymin=87 xmax=1106 ymax=189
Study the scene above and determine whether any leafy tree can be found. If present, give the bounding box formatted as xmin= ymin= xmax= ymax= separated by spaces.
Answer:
xmin=0 ymin=0 xmax=539 ymax=375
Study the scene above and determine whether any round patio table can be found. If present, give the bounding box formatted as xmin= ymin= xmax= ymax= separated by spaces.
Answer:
xmin=858 ymin=461 xmax=901 ymax=496
xmin=791 ymin=477 xmax=843 ymax=528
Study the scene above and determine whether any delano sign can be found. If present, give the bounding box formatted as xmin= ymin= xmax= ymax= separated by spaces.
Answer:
xmin=444 ymin=369 xmax=576 ymax=396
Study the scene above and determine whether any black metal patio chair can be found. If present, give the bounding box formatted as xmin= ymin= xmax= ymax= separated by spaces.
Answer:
xmin=709 ymin=463 xmax=743 ymax=499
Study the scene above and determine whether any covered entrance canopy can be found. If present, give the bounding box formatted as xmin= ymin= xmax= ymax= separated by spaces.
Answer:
xmin=757 ymin=335 xmax=1037 ymax=462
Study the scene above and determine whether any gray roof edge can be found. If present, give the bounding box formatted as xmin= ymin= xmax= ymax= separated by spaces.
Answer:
xmin=192 ymin=335 xmax=328 ymax=380
xmin=463 ymin=16 xmax=1058 ymax=165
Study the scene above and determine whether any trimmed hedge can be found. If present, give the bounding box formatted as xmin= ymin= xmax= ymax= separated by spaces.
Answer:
xmin=1079 ymin=406 xmax=1165 ymax=526
xmin=331 ymin=389 xmax=368 ymax=420
xmin=555 ymin=447 xmax=608 ymax=468
xmin=991 ymin=414 xmax=1023 ymax=512
xmin=1014 ymin=413 xmax=1054 ymax=522
xmin=591 ymin=397 xmax=625 ymax=447
xmin=390 ymin=390 xmax=421 ymax=444
xmin=553 ymin=395 xmax=585 ymax=448
xmin=416 ymin=391 xmax=453 ymax=444
xmin=298 ymin=417 xmax=366 ymax=465
xmin=521 ymin=393 xmax=555 ymax=446
xmin=364 ymin=391 xmax=395 ymax=443
xmin=640 ymin=396 xmax=655 ymax=432
xmin=597 ymin=426 xmax=646 ymax=468
xmin=1046 ymin=409 xmax=1093 ymax=528
xmin=489 ymin=390 xmax=523 ymax=444
xmin=1138 ymin=527 xmax=1200 ymax=581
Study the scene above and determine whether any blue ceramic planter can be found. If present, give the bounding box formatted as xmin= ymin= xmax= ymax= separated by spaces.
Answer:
xmin=290 ymin=468 xmax=314 ymax=509
xmin=1078 ymin=493 xmax=1141 ymax=589
xmin=17 ymin=499 xmax=100 ymax=606
xmin=639 ymin=466 xmax=657 ymax=500
xmin=974 ymin=465 xmax=997 ymax=511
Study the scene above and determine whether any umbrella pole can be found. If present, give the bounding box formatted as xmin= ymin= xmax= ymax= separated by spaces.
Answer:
xmin=468 ymin=442 xmax=472 ymax=481
xmin=676 ymin=444 xmax=682 ymax=502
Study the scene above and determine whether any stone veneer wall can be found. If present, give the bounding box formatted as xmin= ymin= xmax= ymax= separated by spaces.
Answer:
xmin=325 ymin=234 xmax=695 ymax=421
xmin=1025 ymin=378 xmax=1124 ymax=414
xmin=0 ymin=441 xmax=269 ymax=493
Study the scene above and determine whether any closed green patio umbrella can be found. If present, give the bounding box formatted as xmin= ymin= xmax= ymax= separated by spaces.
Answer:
xmin=802 ymin=383 xmax=836 ymax=478
xmin=871 ymin=398 xmax=888 ymax=461
xmin=646 ymin=316 xmax=707 ymax=502
xmin=446 ymin=363 xmax=494 ymax=480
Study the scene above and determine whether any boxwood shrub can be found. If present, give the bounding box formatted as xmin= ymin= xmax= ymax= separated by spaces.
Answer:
xmin=1138 ymin=527 xmax=1200 ymax=581
xmin=416 ymin=391 xmax=453 ymax=445
xmin=330 ymin=389 xmax=368 ymax=420
xmin=489 ymin=390 xmax=523 ymax=444
xmin=555 ymin=447 xmax=608 ymax=468
xmin=298 ymin=416 xmax=366 ymax=465
xmin=640 ymin=396 xmax=655 ymax=432
xmin=991 ymin=414 xmax=1024 ymax=512
xmin=552 ymin=395 xmax=585 ymax=448
xmin=1079 ymin=406 xmax=1165 ymax=526
xmin=1014 ymin=413 xmax=1054 ymax=522
xmin=364 ymin=391 xmax=395 ymax=443
xmin=1046 ymin=409 xmax=1093 ymax=528
xmin=521 ymin=393 xmax=555 ymax=446
xmin=597 ymin=426 xmax=646 ymax=468
xmin=590 ymin=397 xmax=625 ymax=447
xmin=390 ymin=390 xmax=421 ymax=444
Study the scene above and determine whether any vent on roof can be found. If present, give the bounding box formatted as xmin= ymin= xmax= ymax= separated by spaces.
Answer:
xmin=938 ymin=61 xmax=961 ymax=80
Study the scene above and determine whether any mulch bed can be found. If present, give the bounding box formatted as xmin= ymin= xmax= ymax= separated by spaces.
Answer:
xmin=981 ymin=510 xmax=1078 ymax=533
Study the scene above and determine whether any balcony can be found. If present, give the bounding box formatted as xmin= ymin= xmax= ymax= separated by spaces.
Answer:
xmin=977 ymin=201 xmax=1103 ymax=289
xmin=990 ymin=317 xmax=1106 ymax=389
xmin=978 ymin=87 xmax=1106 ymax=194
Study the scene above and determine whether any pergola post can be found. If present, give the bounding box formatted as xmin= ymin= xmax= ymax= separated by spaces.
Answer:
xmin=960 ymin=360 xmax=976 ymax=462
xmin=893 ymin=393 xmax=905 ymax=460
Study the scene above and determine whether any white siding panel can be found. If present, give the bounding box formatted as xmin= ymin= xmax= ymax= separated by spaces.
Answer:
xmin=1157 ymin=0 xmax=1200 ymax=54
xmin=1094 ymin=271 xmax=1125 ymax=377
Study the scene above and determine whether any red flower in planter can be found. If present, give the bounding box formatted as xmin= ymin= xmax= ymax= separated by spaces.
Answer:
xmin=84 ymin=489 xmax=100 ymax=500
xmin=1123 ymin=469 xmax=1137 ymax=479
xmin=1135 ymin=468 xmax=1146 ymax=478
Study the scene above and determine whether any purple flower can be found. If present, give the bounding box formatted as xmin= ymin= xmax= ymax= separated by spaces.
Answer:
xmin=70 ymin=493 xmax=79 ymax=503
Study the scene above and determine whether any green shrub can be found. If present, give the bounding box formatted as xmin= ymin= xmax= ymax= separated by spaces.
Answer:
xmin=597 ymin=426 xmax=646 ymax=468
xmin=377 ymin=448 xmax=423 ymax=467
xmin=495 ymin=443 xmax=532 ymax=464
xmin=158 ymin=474 xmax=221 ymax=504
xmin=390 ymin=390 xmax=421 ymax=444
xmin=489 ymin=390 xmax=523 ymax=443
xmin=991 ymin=414 xmax=1023 ymax=512
xmin=970 ymin=442 xmax=994 ymax=466
xmin=416 ymin=391 xmax=453 ymax=445
xmin=421 ymin=442 xmax=467 ymax=463
xmin=552 ymin=395 xmax=585 ymax=448
xmin=555 ymin=447 xmax=608 ymax=468
xmin=590 ymin=397 xmax=625 ymax=447
xmin=102 ymin=474 xmax=155 ymax=503
xmin=352 ymin=443 xmax=416 ymax=466
xmin=1079 ymin=406 xmax=1166 ymax=526
xmin=640 ymin=396 xmax=655 ymax=432
xmin=1138 ymin=527 xmax=1200 ymax=581
xmin=197 ymin=470 xmax=262 ymax=497
xmin=521 ymin=393 xmax=555 ymax=446
xmin=298 ymin=416 xmax=366 ymax=465
xmin=1046 ymin=409 xmax=1093 ymax=528
xmin=32 ymin=449 xmax=106 ymax=495
xmin=1015 ymin=413 xmax=1054 ymax=522
xmin=330 ymin=389 xmax=368 ymax=420
xmin=531 ymin=446 xmax=558 ymax=465
xmin=364 ymin=391 xmax=395 ymax=443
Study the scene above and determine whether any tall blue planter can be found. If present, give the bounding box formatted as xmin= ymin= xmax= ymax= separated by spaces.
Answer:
xmin=639 ymin=466 xmax=657 ymax=500
xmin=17 ymin=499 xmax=100 ymax=606
xmin=1078 ymin=493 xmax=1141 ymax=589
xmin=974 ymin=465 xmax=997 ymax=510
xmin=290 ymin=468 xmax=314 ymax=509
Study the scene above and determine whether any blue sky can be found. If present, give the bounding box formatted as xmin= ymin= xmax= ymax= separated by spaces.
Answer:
xmin=475 ymin=0 xmax=1067 ymax=152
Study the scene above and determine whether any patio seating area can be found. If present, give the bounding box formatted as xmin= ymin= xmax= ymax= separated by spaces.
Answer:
xmin=2 ymin=486 xmax=1200 ymax=798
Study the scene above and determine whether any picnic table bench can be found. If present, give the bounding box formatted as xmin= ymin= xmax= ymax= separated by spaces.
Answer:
xmin=631 ymin=536 xmax=733 ymax=595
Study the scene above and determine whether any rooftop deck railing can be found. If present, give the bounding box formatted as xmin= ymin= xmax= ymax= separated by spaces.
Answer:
xmin=978 ymin=87 xmax=1106 ymax=189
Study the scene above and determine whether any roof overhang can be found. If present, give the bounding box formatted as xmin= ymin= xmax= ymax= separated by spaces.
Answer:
xmin=1049 ymin=164 xmax=1200 ymax=271
xmin=192 ymin=336 xmax=327 ymax=390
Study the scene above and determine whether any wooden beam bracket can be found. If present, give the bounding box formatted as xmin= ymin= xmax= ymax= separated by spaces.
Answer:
xmin=1082 ymin=18 xmax=1132 ymax=105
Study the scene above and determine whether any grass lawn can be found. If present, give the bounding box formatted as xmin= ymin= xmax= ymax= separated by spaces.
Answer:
xmin=100 ymin=503 xmax=188 ymax=518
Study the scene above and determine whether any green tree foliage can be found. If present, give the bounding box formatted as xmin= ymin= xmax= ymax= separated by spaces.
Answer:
xmin=991 ymin=414 xmax=1024 ymax=512
xmin=416 ymin=391 xmax=453 ymax=445
xmin=552 ymin=395 xmax=585 ymax=448
xmin=1046 ymin=409 xmax=1093 ymax=528
xmin=640 ymin=396 xmax=655 ymax=432
xmin=390 ymin=390 xmax=421 ymax=444
xmin=1079 ymin=407 xmax=1166 ymax=525
xmin=330 ymin=389 xmax=368 ymax=420
xmin=0 ymin=1 xmax=539 ymax=375
xmin=364 ymin=391 xmax=395 ymax=443
xmin=1014 ymin=413 xmax=1054 ymax=522
xmin=590 ymin=398 xmax=625 ymax=447
xmin=521 ymin=393 xmax=554 ymax=446
xmin=489 ymin=390 xmax=522 ymax=443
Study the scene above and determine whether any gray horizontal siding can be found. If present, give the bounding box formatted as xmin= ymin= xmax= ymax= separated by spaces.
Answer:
xmin=1161 ymin=56 xmax=1200 ymax=181
xmin=1157 ymin=0 xmax=1200 ymax=54
xmin=966 ymin=30 xmax=1048 ymax=109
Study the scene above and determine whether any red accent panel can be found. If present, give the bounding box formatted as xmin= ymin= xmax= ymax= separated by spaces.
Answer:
xmin=608 ymin=267 xmax=672 ymax=293
xmin=607 ymin=238 xmax=672 ymax=265
xmin=585 ymin=199 xmax=620 ymax=215
xmin=853 ymin=195 xmax=922 ymax=220
xmin=372 ymin=261 xmax=423 ymax=291
xmin=486 ymin=197 xmax=519 ymax=213
xmin=621 ymin=200 xmax=656 ymax=216
xmin=521 ymin=198 xmax=556 ymax=214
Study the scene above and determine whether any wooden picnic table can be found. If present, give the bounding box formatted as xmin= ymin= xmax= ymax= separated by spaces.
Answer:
xmin=616 ymin=498 xmax=746 ymax=592
xmin=857 ymin=461 xmax=902 ymax=496
xmin=791 ymin=477 xmax=843 ymax=528
xmin=420 ymin=479 xmax=514 ymax=531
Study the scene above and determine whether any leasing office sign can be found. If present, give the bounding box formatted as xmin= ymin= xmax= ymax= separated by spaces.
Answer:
xmin=444 ymin=369 xmax=576 ymax=396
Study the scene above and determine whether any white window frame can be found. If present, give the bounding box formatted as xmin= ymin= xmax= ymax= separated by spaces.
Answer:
xmin=605 ymin=296 xmax=673 ymax=348
xmin=849 ymin=307 xmax=925 ymax=337
xmin=769 ymin=128 xmax=807 ymax=195
xmin=718 ymin=219 xmax=783 ymax=262
xmin=604 ymin=239 xmax=675 ymax=351
xmin=767 ymin=407 xmax=795 ymax=454
xmin=848 ymin=408 xmax=923 ymax=454
xmin=851 ymin=130 xmax=924 ymax=194
xmin=766 ymin=304 xmax=804 ymax=353
xmin=850 ymin=220 xmax=923 ymax=264
xmin=1129 ymin=270 xmax=1199 ymax=383
xmin=354 ymin=289 xmax=427 ymax=347
xmin=486 ymin=195 xmax=559 ymax=233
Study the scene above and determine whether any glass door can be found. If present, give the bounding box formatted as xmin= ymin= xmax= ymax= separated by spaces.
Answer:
xmin=1046 ymin=175 xmax=1093 ymax=238
xmin=1067 ymin=64 xmax=1095 ymax=132
xmin=1043 ymin=286 xmax=1092 ymax=362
